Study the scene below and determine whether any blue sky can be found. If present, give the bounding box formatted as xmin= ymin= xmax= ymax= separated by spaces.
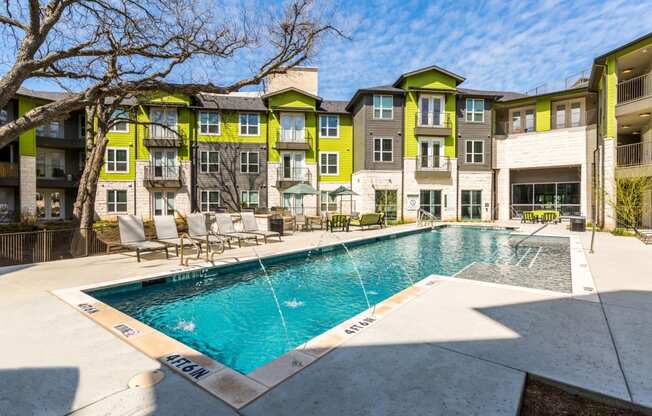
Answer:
xmin=18 ymin=0 xmax=652 ymax=100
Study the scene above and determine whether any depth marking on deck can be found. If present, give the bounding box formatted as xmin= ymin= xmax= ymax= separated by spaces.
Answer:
xmin=344 ymin=317 xmax=376 ymax=335
xmin=113 ymin=323 xmax=139 ymax=338
xmin=164 ymin=354 xmax=212 ymax=381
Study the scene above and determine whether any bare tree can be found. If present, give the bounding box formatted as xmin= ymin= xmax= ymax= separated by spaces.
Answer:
xmin=0 ymin=0 xmax=341 ymax=148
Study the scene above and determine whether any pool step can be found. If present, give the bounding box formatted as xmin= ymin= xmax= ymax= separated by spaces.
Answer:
xmin=511 ymin=246 xmax=543 ymax=269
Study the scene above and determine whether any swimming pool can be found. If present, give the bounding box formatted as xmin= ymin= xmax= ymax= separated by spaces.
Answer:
xmin=90 ymin=226 xmax=571 ymax=375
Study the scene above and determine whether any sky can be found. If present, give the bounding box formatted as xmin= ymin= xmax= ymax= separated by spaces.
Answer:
xmin=16 ymin=0 xmax=652 ymax=101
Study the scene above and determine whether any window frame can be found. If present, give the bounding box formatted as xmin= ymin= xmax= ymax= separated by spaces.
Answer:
xmin=109 ymin=108 xmax=130 ymax=133
xmin=200 ymin=190 xmax=220 ymax=213
xmin=105 ymin=147 xmax=129 ymax=173
xmin=240 ymin=190 xmax=260 ymax=209
xmin=239 ymin=112 xmax=260 ymax=136
xmin=372 ymin=95 xmax=393 ymax=120
xmin=107 ymin=189 xmax=128 ymax=213
xmin=198 ymin=111 xmax=221 ymax=135
xmin=319 ymin=151 xmax=339 ymax=176
xmin=508 ymin=106 xmax=536 ymax=133
xmin=79 ymin=113 xmax=86 ymax=139
xmin=373 ymin=137 xmax=393 ymax=162
xmin=320 ymin=190 xmax=338 ymax=212
xmin=465 ymin=98 xmax=485 ymax=123
xmin=153 ymin=191 xmax=175 ymax=216
xmin=319 ymin=114 xmax=340 ymax=138
xmin=464 ymin=140 xmax=484 ymax=164
xmin=240 ymin=151 xmax=259 ymax=174
xmin=199 ymin=150 xmax=220 ymax=174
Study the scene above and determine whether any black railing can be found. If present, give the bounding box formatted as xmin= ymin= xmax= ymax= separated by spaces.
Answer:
xmin=276 ymin=166 xmax=311 ymax=183
xmin=144 ymin=164 xmax=182 ymax=181
xmin=415 ymin=112 xmax=452 ymax=128
xmin=0 ymin=162 xmax=18 ymax=178
xmin=415 ymin=156 xmax=452 ymax=172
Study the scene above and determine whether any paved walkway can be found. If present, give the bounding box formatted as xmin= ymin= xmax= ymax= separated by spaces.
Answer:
xmin=0 ymin=222 xmax=650 ymax=415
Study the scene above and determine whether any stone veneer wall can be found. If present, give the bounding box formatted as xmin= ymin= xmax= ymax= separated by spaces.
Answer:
xmin=94 ymin=180 xmax=136 ymax=220
xmin=458 ymin=171 xmax=493 ymax=221
xmin=351 ymin=170 xmax=403 ymax=219
xmin=267 ymin=162 xmax=318 ymax=216
xmin=19 ymin=155 xmax=36 ymax=215
xmin=402 ymin=158 xmax=458 ymax=222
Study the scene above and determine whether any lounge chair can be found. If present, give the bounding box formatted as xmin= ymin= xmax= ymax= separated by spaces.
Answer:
xmin=153 ymin=215 xmax=201 ymax=257
xmin=213 ymin=213 xmax=259 ymax=247
xmin=295 ymin=214 xmax=309 ymax=231
xmin=328 ymin=214 xmax=350 ymax=232
xmin=187 ymin=213 xmax=228 ymax=253
xmin=240 ymin=212 xmax=282 ymax=243
xmin=350 ymin=213 xmax=382 ymax=230
xmin=117 ymin=215 xmax=169 ymax=262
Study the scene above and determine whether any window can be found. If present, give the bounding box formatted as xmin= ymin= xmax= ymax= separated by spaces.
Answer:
xmin=465 ymin=99 xmax=484 ymax=123
xmin=510 ymin=107 xmax=535 ymax=133
xmin=153 ymin=192 xmax=175 ymax=216
xmin=419 ymin=138 xmax=444 ymax=169
xmin=240 ymin=151 xmax=259 ymax=174
xmin=570 ymin=102 xmax=581 ymax=127
xmin=373 ymin=138 xmax=393 ymax=162
xmin=109 ymin=109 xmax=129 ymax=132
xmin=465 ymin=140 xmax=484 ymax=164
xmin=149 ymin=107 xmax=177 ymax=138
xmin=281 ymin=152 xmax=305 ymax=180
xmin=36 ymin=120 xmax=63 ymax=138
xmin=375 ymin=189 xmax=397 ymax=220
xmin=199 ymin=111 xmax=220 ymax=135
xmin=320 ymin=115 xmax=339 ymax=138
xmin=200 ymin=190 xmax=220 ymax=212
xmin=511 ymin=111 xmax=521 ymax=132
xmin=36 ymin=190 xmax=64 ymax=219
xmin=200 ymin=150 xmax=219 ymax=173
xmin=555 ymin=104 xmax=566 ymax=128
xmin=525 ymin=110 xmax=535 ymax=132
xmin=420 ymin=190 xmax=442 ymax=219
xmin=319 ymin=152 xmax=339 ymax=175
xmin=79 ymin=113 xmax=86 ymax=139
xmin=461 ymin=190 xmax=482 ymax=220
xmin=107 ymin=190 xmax=127 ymax=213
xmin=373 ymin=95 xmax=393 ymax=119
xmin=240 ymin=113 xmax=259 ymax=136
xmin=0 ymin=108 xmax=7 ymax=124
xmin=283 ymin=193 xmax=304 ymax=215
xmin=241 ymin=190 xmax=259 ymax=208
xmin=320 ymin=191 xmax=338 ymax=212
xmin=37 ymin=148 xmax=65 ymax=178
xmin=105 ymin=148 xmax=129 ymax=173
xmin=511 ymin=182 xmax=581 ymax=217
xmin=419 ymin=95 xmax=445 ymax=126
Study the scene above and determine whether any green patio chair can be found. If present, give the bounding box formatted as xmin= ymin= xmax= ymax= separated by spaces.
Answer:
xmin=350 ymin=213 xmax=382 ymax=230
xmin=328 ymin=214 xmax=350 ymax=232
xmin=542 ymin=212 xmax=558 ymax=224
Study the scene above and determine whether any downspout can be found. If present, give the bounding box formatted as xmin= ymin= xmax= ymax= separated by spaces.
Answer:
xmin=593 ymin=64 xmax=607 ymax=228
xmin=191 ymin=110 xmax=197 ymax=213
xmin=400 ymin=92 xmax=405 ymax=223
xmin=133 ymin=108 xmax=138 ymax=216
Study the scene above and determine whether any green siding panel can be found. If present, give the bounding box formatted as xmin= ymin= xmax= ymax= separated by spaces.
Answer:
xmin=404 ymin=90 xmax=456 ymax=158
xmin=197 ymin=111 xmax=267 ymax=144
xmin=605 ymin=55 xmax=617 ymax=139
xmin=268 ymin=110 xmax=317 ymax=163
xmin=268 ymin=90 xmax=317 ymax=109
xmin=535 ymin=97 xmax=551 ymax=132
xmin=398 ymin=70 xmax=458 ymax=91
xmin=317 ymin=114 xmax=353 ymax=183
xmin=17 ymin=97 xmax=37 ymax=157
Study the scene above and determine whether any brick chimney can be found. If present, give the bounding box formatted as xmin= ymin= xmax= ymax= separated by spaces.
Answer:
xmin=265 ymin=67 xmax=318 ymax=96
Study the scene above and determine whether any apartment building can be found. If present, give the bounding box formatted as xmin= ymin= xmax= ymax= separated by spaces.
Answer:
xmin=2 ymin=32 xmax=652 ymax=229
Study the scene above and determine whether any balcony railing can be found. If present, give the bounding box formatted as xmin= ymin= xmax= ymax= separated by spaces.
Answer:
xmin=618 ymin=72 xmax=652 ymax=105
xmin=415 ymin=112 xmax=452 ymax=128
xmin=617 ymin=140 xmax=652 ymax=168
xmin=276 ymin=166 xmax=311 ymax=183
xmin=143 ymin=127 xmax=183 ymax=147
xmin=415 ymin=156 xmax=452 ymax=172
xmin=144 ymin=164 xmax=182 ymax=187
xmin=495 ymin=109 xmax=596 ymax=135
xmin=278 ymin=128 xmax=309 ymax=143
xmin=0 ymin=162 xmax=18 ymax=178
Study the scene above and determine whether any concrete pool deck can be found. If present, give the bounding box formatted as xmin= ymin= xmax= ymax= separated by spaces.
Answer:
xmin=0 ymin=222 xmax=651 ymax=415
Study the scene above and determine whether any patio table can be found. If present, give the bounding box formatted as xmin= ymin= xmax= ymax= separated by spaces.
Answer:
xmin=528 ymin=210 xmax=560 ymax=222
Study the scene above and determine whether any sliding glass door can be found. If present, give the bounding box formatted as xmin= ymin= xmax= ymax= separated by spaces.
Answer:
xmin=419 ymin=190 xmax=442 ymax=219
xmin=511 ymin=182 xmax=580 ymax=217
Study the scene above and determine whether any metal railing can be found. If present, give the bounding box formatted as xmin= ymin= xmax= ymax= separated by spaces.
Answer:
xmin=415 ymin=156 xmax=452 ymax=172
xmin=143 ymin=164 xmax=182 ymax=181
xmin=415 ymin=112 xmax=452 ymax=128
xmin=618 ymin=72 xmax=652 ymax=104
xmin=494 ymin=109 xmax=596 ymax=135
xmin=276 ymin=166 xmax=311 ymax=182
xmin=0 ymin=162 xmax=18 ymax=178
xmin=278 ymin=128 xmax=309 ymax=143
xmin=617 ymin=140 xmax=652 ymax=167
xmin=416 ymin=208 xmax=437 ymax=227
xmin=0 ymin=227 xmax=108 ymax=266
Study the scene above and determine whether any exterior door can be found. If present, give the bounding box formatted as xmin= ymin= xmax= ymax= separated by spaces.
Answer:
xmin=283 ymin=193 xmax=304 ymax=214
xmin=281 ymin=151 xmax=305 ymax=180
xmin=420 ymin=190 xmax=442 ymax=219
xmin=280 ymin=113 xmax=305 ymax=142
xmin=152 ymin=149 xmax=177 ymax=178
xmin=35 ymin=189 xmax=64 ymax=219
xmin=461 ymin=190 xmax=482 ymax=220
xmin=150 ymin=107 xmax=177 ymax=138
xmin=419 ymin=95 xmax=444 ymax=126
xmin=374 ymin=189 xmax=397 ymax=220
xmin=419 ymin=138 xmax=444 ymax=169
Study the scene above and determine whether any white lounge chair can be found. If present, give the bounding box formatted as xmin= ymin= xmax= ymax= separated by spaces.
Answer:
xmin=213 ymin=213 xmax=259 ymax=247
xmin=241 ymin=212 xmax=281 ymax=243
xmin=186 ymin=213 xmax=227 ymax=254
xmin=118 ymin=215 xmax=169 ymax=262
xmin=153 ymin=215 xmax=201 ymax=258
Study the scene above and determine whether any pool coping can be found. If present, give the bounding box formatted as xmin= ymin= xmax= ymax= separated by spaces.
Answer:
xmin=51 ymin=224 xmax=593 ymax=410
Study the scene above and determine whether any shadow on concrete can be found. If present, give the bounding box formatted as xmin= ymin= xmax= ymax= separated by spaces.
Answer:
xmin=0 ymin=367 xmax=79 ymax=416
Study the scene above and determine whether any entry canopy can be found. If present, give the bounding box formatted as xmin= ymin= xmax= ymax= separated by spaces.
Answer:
xmin=284 ymin=183 xmax=318 ymax=195
xmin=329 ymin=186 xmax=359 ymax=197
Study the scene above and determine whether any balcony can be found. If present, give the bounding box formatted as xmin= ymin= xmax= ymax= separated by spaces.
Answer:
xmin=617 ymin=140 xmax=652 ymax=173
xmin=36 ymin=136 xmax=85 ymax=149
xmin=0 ymin=162 xmax=19 ymax=186
xmin=275 ymin=129 xmax=311 ymax=150
xmin=143 ymin=127 xmax=183 ymax=148
xmin=415 ymin=112 xmax=452 ymax=136
xmin=143 ymin=164 xmax=182 ymax=188
xmin=618 ymin=72 xmax=652 ymax=105
xmin=276 ymin=166 xmax=311 ymax=187
xmin=415 ymin=156 xmax=452 ymax=178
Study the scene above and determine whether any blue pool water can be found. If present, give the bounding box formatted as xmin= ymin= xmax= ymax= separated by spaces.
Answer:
xmin=92 ymin=227 xmax=562 ymax=374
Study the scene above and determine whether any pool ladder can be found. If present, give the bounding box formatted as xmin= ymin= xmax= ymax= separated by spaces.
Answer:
xmin=417 ymin=209 xmax=438 ymax=228
xmin=178 ymin=233 xmax=225 ymax=266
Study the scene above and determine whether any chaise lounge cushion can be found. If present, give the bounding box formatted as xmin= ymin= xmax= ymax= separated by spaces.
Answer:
xmin=350 ymin=213 xmax=381 ymax=228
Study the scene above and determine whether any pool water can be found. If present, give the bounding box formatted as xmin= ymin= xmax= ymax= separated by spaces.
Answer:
xmin=92 ymin=227 xmax=570 ymax=374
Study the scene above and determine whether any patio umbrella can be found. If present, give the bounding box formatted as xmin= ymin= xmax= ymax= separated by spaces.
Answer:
xmin=283 ymin=183 xmax=317 ymax=214
xmin=329 ymin=186 xmax=359 ymax=214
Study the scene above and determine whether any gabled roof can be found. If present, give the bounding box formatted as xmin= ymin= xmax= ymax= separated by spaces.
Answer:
xmin=195 ymin=93 xmax=267 ymax=111
xmin=317 ymin=100 xmax=349 ymax=114
xmin=589 ymin=31 xmax=652 ymax=91
xmin=261 ymin=86 xmax=322 ymax=103
xmin=457 ymin=87 xmax=525 ymax=101
xmin=496 ymin=83 xmax=589 ymax=104
xmin=16 ymin=87 xmax=71 ymax=102
xmin=392 ymin=65 xmax=465 ymax=88
xmin=345 ymin=85 xmax=405 ymax=111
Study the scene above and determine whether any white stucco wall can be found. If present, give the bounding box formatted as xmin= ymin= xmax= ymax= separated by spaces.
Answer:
xmin=19 ymin=156 xmax=36 ymax=216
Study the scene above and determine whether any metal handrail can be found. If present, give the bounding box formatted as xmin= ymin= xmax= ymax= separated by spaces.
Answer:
xmin=618 ymin=71 xmax=652 ymax=104
xmin=415 ymin=112 xmax=452 ymax=128
xmin=276 ymin=166 xmax=312 ymax=182
xmin=415 ymin=156 xmax=451 ymax=171
xmin=513 ymin=223 xmax=548 ymax=253
xmin=0 ymin=162 xmax=18 ymax=178
xmin=178 ymin=232 xmax=201 ymax=266
xmin=278 ymin=128 xmax=309 ymax=143
xmin=616 ymin=140 xmax=652 ymax=167
xmin=416 ymin=208 xmax=437 ymax=227
xmin=144 ymin=164 xmax=182 ymax=180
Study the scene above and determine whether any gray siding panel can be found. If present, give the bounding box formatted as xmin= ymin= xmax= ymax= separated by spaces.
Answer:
xmin=352 ymin=99 xmax=366 ymax=172
xmin=457 ymin=97 xmax=493 ymax=171
xmin=195 ymin=142 xmax=267 ymax=210
xmin=364 ymin=94 xmax=404 ymax=171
